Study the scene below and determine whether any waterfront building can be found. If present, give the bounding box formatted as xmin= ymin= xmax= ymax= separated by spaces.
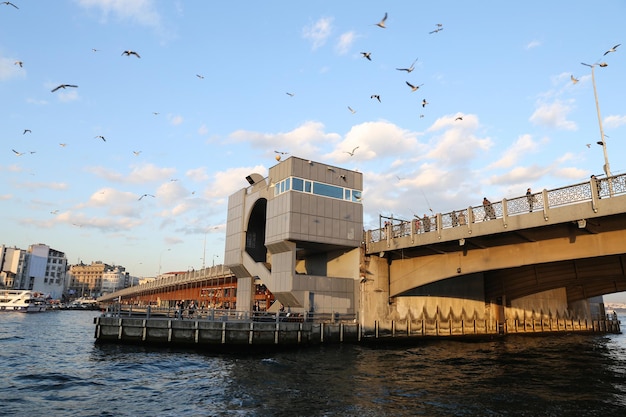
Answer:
xmin=28 ymin=244 xmax=68 ymax=300
xmin=68 ymin=261 xmax=115 ymax=298
xmin=101 ymin=266 xmax=128 ymax=295
xmin=0 ymin=245 xmax=29 ymax=289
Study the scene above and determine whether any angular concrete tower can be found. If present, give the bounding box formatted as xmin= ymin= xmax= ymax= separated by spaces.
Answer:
xmin=224 ymin=156 xmax=363 ymax=315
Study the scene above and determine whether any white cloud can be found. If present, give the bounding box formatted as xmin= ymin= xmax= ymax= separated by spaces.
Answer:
xmin=86 ymin=163 xmax=176 ymax=184
xmin=168 ymin=114 xmax=184 ymax=126
xmin=0 ymin=57 xmax=25 ymax=81
xmin=75 ymin=0 xmax=161 ymax=28
xmin=198 ymin=124 xmax=209 ymax=135
xmin=335 ymin=31 xmax=356 ymax=55
xmin=604 ymin=114 xmax=626 ymax=128
xmin=526 ymin=40 xmax=541 ymax=50
xmin=529 ymin=100 xmax=577 ymax=130
xmin=230 ymin=121 xmax=339 ymax=159
xmin=302 ymin=17 xmax=333 ymax=50
xmin=488 ymin=134 xmax=539 ymax=169
xmin=186 ymin=167 xmax=209 ymax=182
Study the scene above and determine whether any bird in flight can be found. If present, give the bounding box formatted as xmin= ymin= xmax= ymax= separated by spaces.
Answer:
xmin=604 ymin=44 xmax=621 ymax=55
xmin=50 ymin=210 xmax=59 ymax=215
xmin=344 ymin=146 xmax=359 ymax=156
xmin=122 ymin=50 xmax=141 ymax=58
xmin=14 ymin=60 xmax=23 ymax=67
xmin=2 ymin=2 xmax=18 ymax=9
xmin=375 ymin=12 xmax=387 ymax=28
xmin=571 ymin=75 xmax=579 ymax=84
xmin=196 ymin=74 xmax=204 ymax=79
xmin=95 ymin=135 xmax=106 ymax=142
xmin=138 ymin=194 xmax=155 ymax=201
xmin=348 ymin=106 xmax=356 ymax=114
xmin=371 ymin=94 xmax=381 ymax=102
xmin=92 ymin=48 xmax=99 ymax=52
xmin=396 ymin=58 xmax=417 ymax=73
xmin=586 ymin=144 xmax=591 ymax=148
xmin=51 ymin=84 xmax=78 ymax=92
xmin=133 ymin=151 xmax=141 ymax=156
xmin=286 ymin=92 xmax=295 ymax=97
xmin=429 ymin=27 xmax=444 ymax=34
xmin=23 ymin=129 xmax=31 ymax=134
xmin=405 ymin=81 xmax=424 ymax=92
xmin=12 ymin=149 xmax=24 ymax=156
xmin=599 ymin=62 xmax=608 ymax=67
xmin=274 ymin=150 xmax=289 ymax=155
xmin=455 ymin=116 xmax=463 ymax=121
xmin=59 ymin=143 xmax=67 ymax=147
xmin=422 ymin=99 xmax=429 ymax=107
xmin=361 ymin=52 xmax=372 ymax=61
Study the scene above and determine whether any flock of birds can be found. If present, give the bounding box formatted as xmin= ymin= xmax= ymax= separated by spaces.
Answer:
xmin=4 ymin=3 xmax=623 ymax=203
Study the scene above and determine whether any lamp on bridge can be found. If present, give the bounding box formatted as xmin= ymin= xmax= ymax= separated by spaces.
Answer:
xmin=581 ymin=62 xmax=612 ymax=180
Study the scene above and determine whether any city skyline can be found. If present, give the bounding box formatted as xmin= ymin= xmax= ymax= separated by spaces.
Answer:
xmin=1 ymin=2 xmax=625 ymax=301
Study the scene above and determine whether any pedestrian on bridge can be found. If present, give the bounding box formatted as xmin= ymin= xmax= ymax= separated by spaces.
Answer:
xmin=450 ymin=211 xmax=459 ymax=227
xmin=526 ymin=188 xmax=536 ymax=212
xmin=422 ymin=214 xmax=431 ymax=232
xmin=483 ymin=198 xmax=496 ymax=220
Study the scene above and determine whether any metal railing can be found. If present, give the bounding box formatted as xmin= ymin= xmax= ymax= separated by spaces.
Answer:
xmin=103 ymin=304 xmax=357 ymax=324
xmin=370 ymin=173 xmax=626 ymax=243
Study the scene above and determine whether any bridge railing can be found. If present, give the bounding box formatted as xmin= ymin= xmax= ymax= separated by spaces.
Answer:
xmin=369 ymin=173 xmax=626 ymax=243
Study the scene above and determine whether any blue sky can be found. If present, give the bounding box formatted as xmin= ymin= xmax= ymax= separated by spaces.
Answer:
xmin=1 ymin=1 xmax=625 ymax=300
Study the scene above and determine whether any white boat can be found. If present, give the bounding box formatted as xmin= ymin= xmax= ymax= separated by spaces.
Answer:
xmin=0 ymin=290 xmax=48 ymax=313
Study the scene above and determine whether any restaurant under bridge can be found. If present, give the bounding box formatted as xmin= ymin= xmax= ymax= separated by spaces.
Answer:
xmin=97 ymin=264 xmax=275 ymax=312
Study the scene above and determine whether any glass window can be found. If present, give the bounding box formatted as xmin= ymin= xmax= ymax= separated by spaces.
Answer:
xmin=313 ymin=182 xmax=344 ymax=199
xmin=344 ymin=189 xmax=351 ymax=200
xmin=285 ymin=177 xmax=290 ymax=191
xmin=292 ymin=177 xmax=303 ymax=191
xmin=352 ymin=191 xmax=362 ymax=202
xmin=304 ymin=181 xmax=312 ymax=193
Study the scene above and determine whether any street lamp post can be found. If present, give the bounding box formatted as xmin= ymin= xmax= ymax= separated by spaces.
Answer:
xmin=158 ymin=248 xmax=170 ymax=276
xmin=581 ymin=62 xmax=613 ymax=195
xmin=212 ymin=254 xmax=219 ymax=267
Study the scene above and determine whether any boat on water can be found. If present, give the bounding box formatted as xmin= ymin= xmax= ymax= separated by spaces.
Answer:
xmin=0 ymin=290 xmax=48 ymax=313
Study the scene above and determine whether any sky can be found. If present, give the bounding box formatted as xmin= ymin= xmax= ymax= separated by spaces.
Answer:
xmin=1 ymin=1 xmax=625 ymax=300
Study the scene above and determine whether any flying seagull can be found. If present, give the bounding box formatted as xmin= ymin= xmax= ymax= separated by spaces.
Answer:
xmin=23 ymin=129 xmax=31 ymax=134
xmin=599 ymin=62 xmax=608 ymax=67
xmin=344 ymin=146 xmax=359 ymax=156
xmin=348 ymin=106 xmax=356 ymax=114
xmin=371 ymin=94 xmax=381 ymax=102
xmin=12 ymin=149 xmax=24 ymax=156
xmin=92 ymin=48 xmax=99 ymax=52
xmin=361 ymin=52 xmax=372 ymax=61
xmin=51 ymin=84 xmax=78 ymax=92
xmin=59 ymin=143 xmax=67 ymax=147
xmin=286 ymin=92 xmax=295 ymax=97
xmin=429 ymin=27 xmax=444 ymax=34
xmin=422 ymin=99 xmax=429 ymax=107
xmin=571 ymin=75 xmax=579 ymax=84
xmin=375 ymin=12 xmax=387 ymax=28
xmin=196 ymin=74 xmax=204 ymax=79
xmin=455 ymin=116 xmax=463 ymax=121
xmin=122 ymin=50 xmax=141 ymax=58
xmin=405 ymin=81 xmax=424 ymax=92
xmin=138 ymin=194 xmax=155 ymax=201
xmin=274 ymin=150 xmax=289 ymax=155
xmin=133 ymin=151 xmax=141 ymax=156
xmin=604 ymin=44 xmax=621 ymax=55
xmin=396 ymin=58 xmax=417 ymax=73
xmin=50 ymin=210 xmax=59 ymax=215
xmin=14 ymin=60 xmax=23 ymax=67
xmin=95 ymin=135 xmax=106 ymax=142
xmin=2 ymin=2 xmax=18 ymax=9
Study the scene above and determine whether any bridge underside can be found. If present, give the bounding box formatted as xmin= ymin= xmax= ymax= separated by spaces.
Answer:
xmin=387 ymin=213 xmax=626 ymax=303
xmin=483 ymin=254 xmax=626 ymax=304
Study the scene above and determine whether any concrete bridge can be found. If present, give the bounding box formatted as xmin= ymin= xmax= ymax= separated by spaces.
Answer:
xmin=364 ymin=173 xmax=626 ymax=305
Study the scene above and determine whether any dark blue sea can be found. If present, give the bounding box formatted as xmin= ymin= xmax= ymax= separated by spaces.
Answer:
xmin=1 ymin=310 xmax=625 ymax=417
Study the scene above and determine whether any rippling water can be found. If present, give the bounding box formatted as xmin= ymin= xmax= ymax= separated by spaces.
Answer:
xmin=1 ymin=311 xmax=625 ymax=416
